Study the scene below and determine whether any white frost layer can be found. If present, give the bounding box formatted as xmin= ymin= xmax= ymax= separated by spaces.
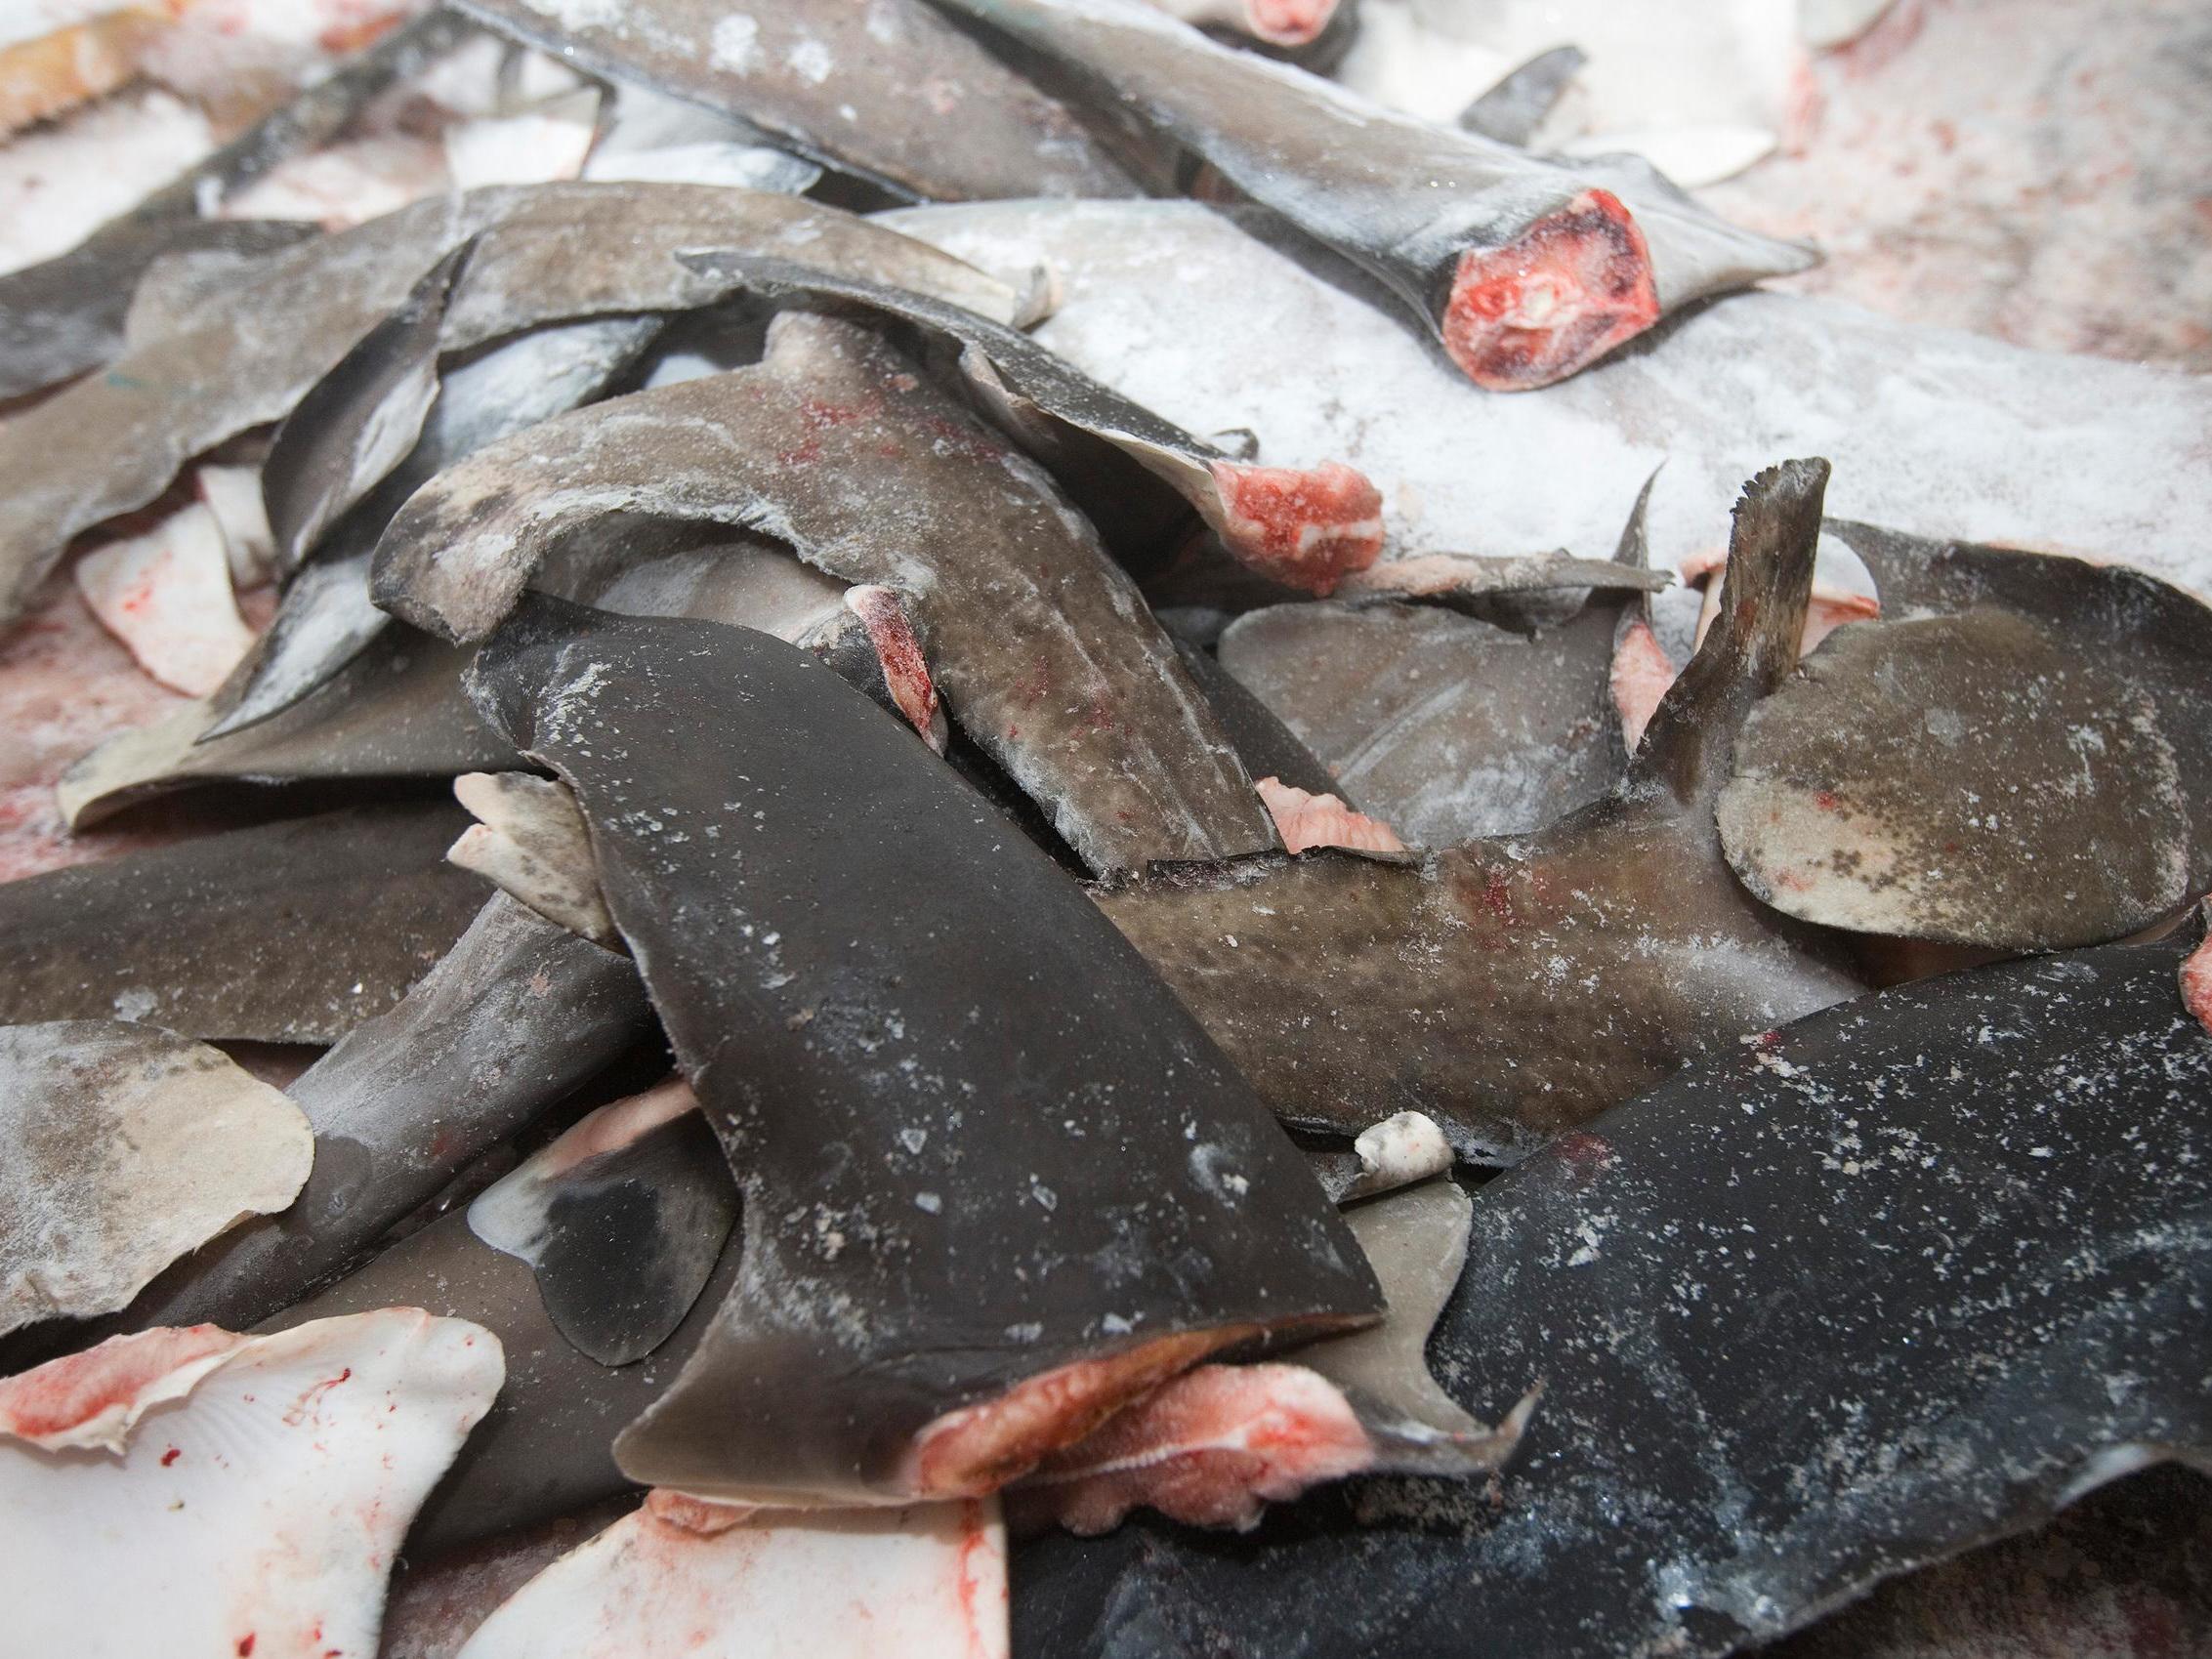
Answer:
xmin=73 ymin=499 xmax=258 ymax=696
xmin=0 ymin=1019 xmax=313 ymax=1337
xmin=456 ymin=1495 xmax=1008 ymax=1659
xmin=885 ymin=199 xmax=2212 ymax=605
xmin=0 ymin=1308 xmax=503 ymax=1659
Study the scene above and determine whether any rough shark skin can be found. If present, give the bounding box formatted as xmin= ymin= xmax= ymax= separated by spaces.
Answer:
xmin=0 ymin=8 xmax=469 ymax=400
xmin=0 ymin=803 xmax=488 ymax=1043
xmin=671 ymin=254 xmax=1388 ymax=597
xmin=467 ymin=599 xmax=1382 ymax=1507
xmin=0 ymin=1021 xmax=311 ymax=1338
xmin=376 ymin=312 xmax=1278 ymax=875
xmin=1720 ymin=608 xmax=2198 ymax=951
xmin=454 ymin=0 xmax=1140 ymax=201
xmin=0 ymin=183 xmax=1028 ymax=630
xmin=929 ymin=0 xmax=1811 ymax=389
xmin=1097 ymin=462 xmax=1864 ymax=1161
xmin=1008 ymin=928 xmax=2212 ymax=1659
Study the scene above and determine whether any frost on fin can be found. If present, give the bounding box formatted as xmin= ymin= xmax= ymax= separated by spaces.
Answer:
xmin=1630 ymin=458 xmax=1825 ymax=808
xmin=1718 ymin=610 xmax=2192 ymax=951
xmin=453 ymin=1493 xmax=1007 ymax=1659
xmin=0 ymin=1309 xmax=503 ymax=1659
xmin=0 ymin=1021 xmax=313 ymax=1338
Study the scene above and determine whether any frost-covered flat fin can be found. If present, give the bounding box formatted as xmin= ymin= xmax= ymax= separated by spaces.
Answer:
xmin=453 ymin=1493 xmax=1007 ymax=1659
xmin=1630 ymin=457 xmax=1825 ymax=808
xmin=1718 ymin=609 xmax=2194 ymax=950
xmin=450 ymin=770 xmax=618 ymax=949
xmin=0 ymin=1021 xmax=312 ymax=1338
xmin=0 ymin=1309 xmax=503 ymax=1659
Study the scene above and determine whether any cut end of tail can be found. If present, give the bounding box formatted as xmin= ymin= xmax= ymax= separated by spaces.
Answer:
xmin=1207 ymin=460 xmax=1385 ymax=595
xmin=902 ymin=1326 xmax=1256 ymax=1499
xmin=1243 ymin=0 xmax=1339 ymax=45
xmin=1441 ymin=189 xmax=1659 ymax=392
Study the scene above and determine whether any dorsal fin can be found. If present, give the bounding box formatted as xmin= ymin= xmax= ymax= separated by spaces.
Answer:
xmin=1629 ymin=458 xmax=1826 ymax=807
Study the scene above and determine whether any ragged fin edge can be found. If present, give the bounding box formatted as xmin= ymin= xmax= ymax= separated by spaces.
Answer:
xmin=1627 ymin=458 xmax=1825 ymax=808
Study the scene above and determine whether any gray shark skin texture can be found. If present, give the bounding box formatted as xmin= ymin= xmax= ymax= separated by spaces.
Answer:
xmin=1719 ymin=607 xmax=2201 ymax=952
xmin=0 ymin=890 xmax=653 ymax=1386
xmin=0 ymin=183 xmax=1025 ymax=629
xmin=927 ymin=0 xmax=1811 ymax=389
xmin=1096 ymin=462 xmax=1865 ymax=1162
xmin=375 ymin=311 xmax=1277 ymax=876
xmin=0 ymin=8 xmax=470 ymax=400
xmin=1007 ymin=927 xmax=2212 ymax=1659
xmin=0 ymin=802 xmax=488 ymax=1043
xmin=454 ymin=0 xmax=1141 ymax=202
xmin=466 ymin=598 xmax=1383 ymax=1507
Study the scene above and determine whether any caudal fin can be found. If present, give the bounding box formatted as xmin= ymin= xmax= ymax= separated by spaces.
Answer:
xmin=1629 ymin=458 xmax=1826 ymax=806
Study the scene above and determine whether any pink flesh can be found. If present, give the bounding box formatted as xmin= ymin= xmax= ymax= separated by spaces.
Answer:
xmin=844 ymin=583 xmax=946 ymax=750
xmin=1608 ymin=617 xmax=1678 ymax=752
xmin=2183 ymin=928 xmax=2212 ymax=1038
xmin=1441 ymin=188 xmax=1660 ymax=392
xmin=1256 ymin=775 xmax=1406 ymax=855
xmin=530 ymin=1077 xmax=699 ymax=1182
xmin=1242 ymin=0 xmax=1337 ymax=46
xmin=644 ymin=1487 xmax=756 ymax=1535
xmin=903 ymin=1325 xmax=1257 ymax=1498
xmin=1206 ymin=460 xmax=1385 ymax=596
xmin=1020 ymin=1362 xmax=1374 ymax=1535
xmin=0 ymin=1324 xmax=243 ymax=1450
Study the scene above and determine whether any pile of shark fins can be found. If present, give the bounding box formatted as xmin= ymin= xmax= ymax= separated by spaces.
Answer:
xmin=0 ymin=6 xmax=2208 ymax=1656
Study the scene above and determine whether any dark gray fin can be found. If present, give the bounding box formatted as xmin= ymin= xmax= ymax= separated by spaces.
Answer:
xmin=0 ymin=803 xmax=489 ymax=1044
xmin=1629 ymin=457 xmax=1825 ymax=808
xmin=372 ymin=311 xmax=1277 ymax=875
xmin=0 ymin=1020 xmax=310 ymax=1338
xmin=929 ymin=0 xmax=1810 ymax=390
xmin=450 ymin=0 xmax=1141 ymax=202
xmin=61 ymin=622 xmax=513 ymax=828
xmin=1006 ymin=930 xmax=2212 ymax=1658
xmin=1459 ymin=43 xmax=1587 ymax=144
xmin=1718 ymin=609 xmax=2192 ymax=951
xmin=468 ymin=597 xmax=1382 ymax=1507
xmin=263 ymin=242 xmax=475 ymax=578
xmin=675 ymin=252 xmax=1388 ymax=596
xmin=1605 ymin=463 xmax=1672 ymax=753
xmin=467 ymin=1081 xmax=736 ymax=1367
xmin=1172 ymin=637 xmax=1341 ymax=801
xmin=0 ymin=8 xmax=472 ymax=399
xmin=208 ymin=315 xmax=664 ymax=740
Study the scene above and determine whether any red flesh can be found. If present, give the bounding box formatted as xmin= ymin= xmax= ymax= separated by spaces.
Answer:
xmin=903 ymin=1326 xmax=1257 ymax=1498
xmin=1018 ymin=1362 xmax=1373 ymax=1534
xmin=0 ymin=1324 xmax=240 ymax=1445
xmin=1207 ymin=461 xmax=1385 ymax=596
xmin=844 ymin=584 xmax=943 ymax=747
xmin=1441 ymin=189 xmax=1660 ymax=392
